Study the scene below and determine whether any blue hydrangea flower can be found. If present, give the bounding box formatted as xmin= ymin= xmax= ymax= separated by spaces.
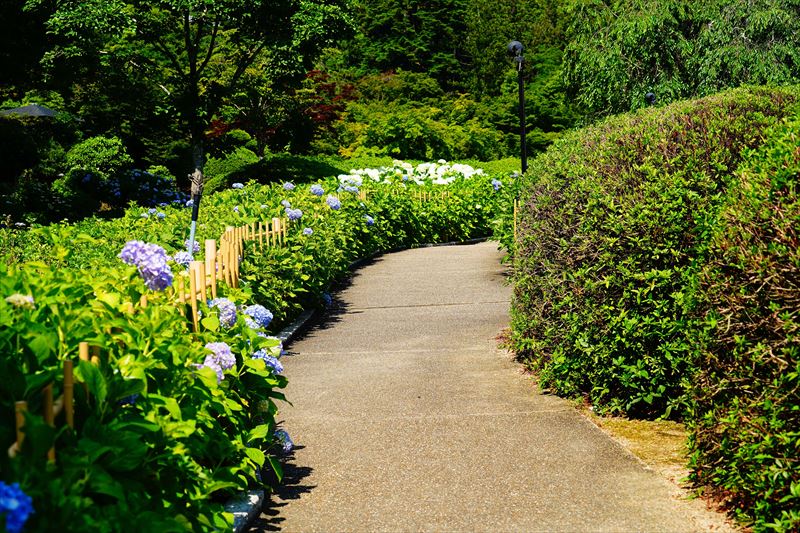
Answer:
xmin=172 ymin=251 xmax=193 ymax=267
xmin=310 ymin=184 xmax=324 ymax=196
xmin=0 ymin=481 xmax=34 ymax=533
xmin=243 ymin=304 xmax=273 ymax=328
xmin=205 ymin=341 xmax=236 ymax=371
xmin=148 ymin=208 xmax=157 ymax=215
xmin=157 ymin=212 xmax=166 ymax=219
xmin=342 ymin=185 xmax=359 ymax=193
xmin=140 ymin=213 xmax=149 ymax=218
xmin=283 ymin=182 xmax=295 ymax=191
xmin=186 ymin=199 xmax=194 ymax=207
xmin=119 ymin=241 xmax=173 ymax=291
xmin=252 ymin=350 xmax=284 ymax=374
xmin=260 ymin=204 xmax=268 ymax=209
xmin=274 ymin=429 xmax=294 ymax=454
xmin=195 ymin=359 xmax=223 ymax=382
xmin=209 ymin=298 xmax=237 ymax=328
xmin=326 ymin=195 xmax=341 ymax=210
xmin=232 ymin=182 xmax=244 ymax=189
xmin=491 ymin=178 xmax=502 ymax=191
xmin=364 ymin=215 xmax=375 ymax=226
xmin=322 ymin=292 xmax=332 ymax=307
xmin=286 ymin=208 xmax=303 ymax=221
xmin=281 ymin=200 xmax=291 ymax=208
xmin=233 ymin=206 xmax=239 ymax=213
xmin=5 ymin=294 xmax=34 ymax=309
xmin=185 ymin=239 xmax=200 ymax=253
xmin=302 ymin=227 xmax=313 ymax=235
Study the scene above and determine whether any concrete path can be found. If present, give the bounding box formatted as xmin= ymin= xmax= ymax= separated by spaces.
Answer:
xmin=250 ymin=242 xmax=727 ymax=532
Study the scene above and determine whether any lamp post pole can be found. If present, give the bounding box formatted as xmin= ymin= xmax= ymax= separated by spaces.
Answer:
xmin=508 ymin=41 xmax=527 ymax=174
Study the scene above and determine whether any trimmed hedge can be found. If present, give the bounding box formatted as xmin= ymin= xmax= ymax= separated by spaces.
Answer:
xmin=505 ymin=85 xmax=799 ymax=528
xmin=689 ymin=118 xmax=800 ymax=530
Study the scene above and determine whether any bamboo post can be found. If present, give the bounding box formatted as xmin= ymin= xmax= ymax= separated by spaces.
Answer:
xmin=79 ymin=342 xmax=90 ymax=362
xmin=90 ymin=345 xmax=100 ymax=366
xmin=513 ymin=198 xmax=519 ymax=244
xmin=258 ymin=221 xmax=264 ymax=250
xmin=188 ymin=262 xmax=200 ymax=331
xmin=64 ymin=360 xmax=74 ymax=429
xmin=15 ymin=401 xmax=27 ymax=449
xmin=205 ymin=240 xmax=217 ymax=299
xmin=43 ymin=384 xmax=55 ymax=461
xmin=270 ymin=219 xmax=277 ymax=246
xmin=140 ymin=294 xmax=148 ymax=308
xmin=282 ymin=218 xmax=288 ymax=241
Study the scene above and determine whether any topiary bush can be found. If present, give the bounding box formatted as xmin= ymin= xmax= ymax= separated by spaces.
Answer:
xmin=688 ymin=118 xmax=800 ymax=530
xmin=508 ymin=86 xmax=799 ymax=418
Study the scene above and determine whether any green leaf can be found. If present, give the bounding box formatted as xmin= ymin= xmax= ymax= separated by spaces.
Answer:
xmin=244 ymin=447 xmax=265 ymax=466
xmin=75 ymin=360 xmax=107 ymax=405
xmin=201 ymin=315 xmax=220 ymax=332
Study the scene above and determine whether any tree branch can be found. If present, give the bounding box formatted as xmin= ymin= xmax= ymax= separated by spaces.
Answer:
xmin=198 ymin=17 xmax=220 ymax=75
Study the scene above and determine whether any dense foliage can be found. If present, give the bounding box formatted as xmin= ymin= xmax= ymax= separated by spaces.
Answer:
xmin=689 ymin=119 xmax=800 ymax=529
xmin=1 ymin=161 xmax=506 ymax=531
xmin=564 ymin=0 xmax=800 ymax=117
xmin=502 ymin=85 xmax=799 ymax=529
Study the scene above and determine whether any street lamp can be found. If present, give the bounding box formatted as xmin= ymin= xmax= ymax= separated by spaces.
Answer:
xmin=508 ymin=40 xmax=527 ymax=174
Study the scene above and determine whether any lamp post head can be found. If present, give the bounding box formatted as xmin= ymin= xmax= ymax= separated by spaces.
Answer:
xmin=645 ymin=92 xmax=656 ymax=106
xmin=507 ymin=40 xmax=524 ymax=57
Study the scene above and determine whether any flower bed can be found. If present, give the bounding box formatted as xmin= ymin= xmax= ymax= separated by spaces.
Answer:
xmin=0 ymin=160 xmax=508 ymax=531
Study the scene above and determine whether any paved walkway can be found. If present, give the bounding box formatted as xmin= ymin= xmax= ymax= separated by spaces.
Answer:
xmin=250 ymin=242 xmax=729 ymax=532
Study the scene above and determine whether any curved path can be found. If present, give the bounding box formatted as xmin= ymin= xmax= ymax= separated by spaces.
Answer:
xmin=251 ymin=242 xmax=729 ymax=532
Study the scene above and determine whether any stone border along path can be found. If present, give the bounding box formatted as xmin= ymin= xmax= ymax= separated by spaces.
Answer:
xmin=247 ymin=242 xmax=734 ymax=532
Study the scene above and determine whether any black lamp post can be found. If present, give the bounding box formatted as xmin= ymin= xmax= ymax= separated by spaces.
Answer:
xmin=508 ymin=40 xmax=527 ymax=174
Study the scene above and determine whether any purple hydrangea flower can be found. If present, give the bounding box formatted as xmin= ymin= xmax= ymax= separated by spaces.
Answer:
xmin=119 ymin=241 xmax=173 ymax=291
xmin=233 ymin=206 xmax=239 ymax=213
xmin=281 ymin=200 xmax=291 ymax=208
xmin=185 ymin=239 xmax=200 ymax=254
xmin=172 ymin=251 xmax=193 ymax=267
xmin=209 ymin=298 xmax=237 ymax=328
xmin=302 ymin=227 xmax=313 ymax=235
xmin=148 ymin=208 xmax=157 ymax=215
xmin=322 ymin=292 xmax=332 ymax=307
xmin=196 ymin=359 xmax=223 ymax=382
xmin=326 ymin=195 xmax=341 ymax=210
xmin=205 ymin=341 xmax=236 ymax=370
xmin=243 ymin=304 xmax=273 ymax=328
xmin=283 ymin=182 xmax=295 ymax=191
xmin=186 ymin=199 xmax=194 ymax=207
xmin=157 ymin=212 xmax=166 ymax=219
xmin=274 ymin=429 xmax=293 ymax=453
xmin=5 ymin=294 xmax=34 ymax=309
xmin=342 ymin=185 xmax=359 ymax=193
xmin=232 ymin=182 xmax=244 ymax=189
xmin=310 ymin=184 xmax=324 ymax=196
xmin=286 ymin=208 xmax=303 ymax=221
xmin=491 ymin=178 xmax=502 ymax=191
xmin=364 ymin=215 xmax=374 ymax=226
xmin=0 ymin=481 xmax=34 ymax=533
xmin=252 ymin=350 xmax=284 ymax=374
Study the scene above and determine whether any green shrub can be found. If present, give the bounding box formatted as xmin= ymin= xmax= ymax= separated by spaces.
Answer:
xmin=688 ymin=118 xmax=800 ymax=530
xmin=507 ymin=86 xmax=799 ymax=418
xmin=204 ymin=147 xmax=261 ymax=193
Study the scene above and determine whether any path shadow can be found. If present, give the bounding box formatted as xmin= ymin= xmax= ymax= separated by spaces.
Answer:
xmin=247 ymin=448 xmax=315 ymax=532
xmin=282 ymin=257 xmax=380 ymax=353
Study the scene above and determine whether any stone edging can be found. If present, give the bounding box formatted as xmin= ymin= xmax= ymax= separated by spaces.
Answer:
xmin=224 ymin=235 xmax=491 ymax=531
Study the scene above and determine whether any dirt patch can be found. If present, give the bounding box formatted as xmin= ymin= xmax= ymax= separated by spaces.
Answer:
xmin=581 ymin=408 xmax=744 ymax=532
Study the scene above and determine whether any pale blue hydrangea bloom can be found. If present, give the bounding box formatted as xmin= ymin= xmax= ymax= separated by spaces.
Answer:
xmin=310 ymin=184 xmax=324 ymax=196
xmin=185 ymin=239 xmax=200 ymax=253
xmin=281 ymin=200 xmax=291 ymax=208
xmin=119 ymin=241 xmax=173 ymax=291
xmin=302 ymin=227 xmax=313 ymax=235
xmin=172 ymin=251 xmax=193 ymax=267
xmin=326 ymin=195 xmax=341 ymax=210
xmin=209 ymin=298 xmax=237 ymax=328
xmin=244 ymin=304 xmax=273 ymax=328
xmin=283 ymin=182 xmax=295 ymax=191
xmin=364 ymin=215 xmax=375 ymax=226
xmin=205 ymin=341 xmax=236 ymax=371
xmin=286 ymin=208 xmax=303 ymax=221
xmin=232 ymin=182 xmax=244 ymax=189
xmin=0 ymin=481 xmax=34 ymax=533
xmin=491 ymin=178 xmax=502 ymax=191
xmin=274 ymin=429 xmax=294 ymax=453
xmin=252 ymin=350 xmax=284 ymax=374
